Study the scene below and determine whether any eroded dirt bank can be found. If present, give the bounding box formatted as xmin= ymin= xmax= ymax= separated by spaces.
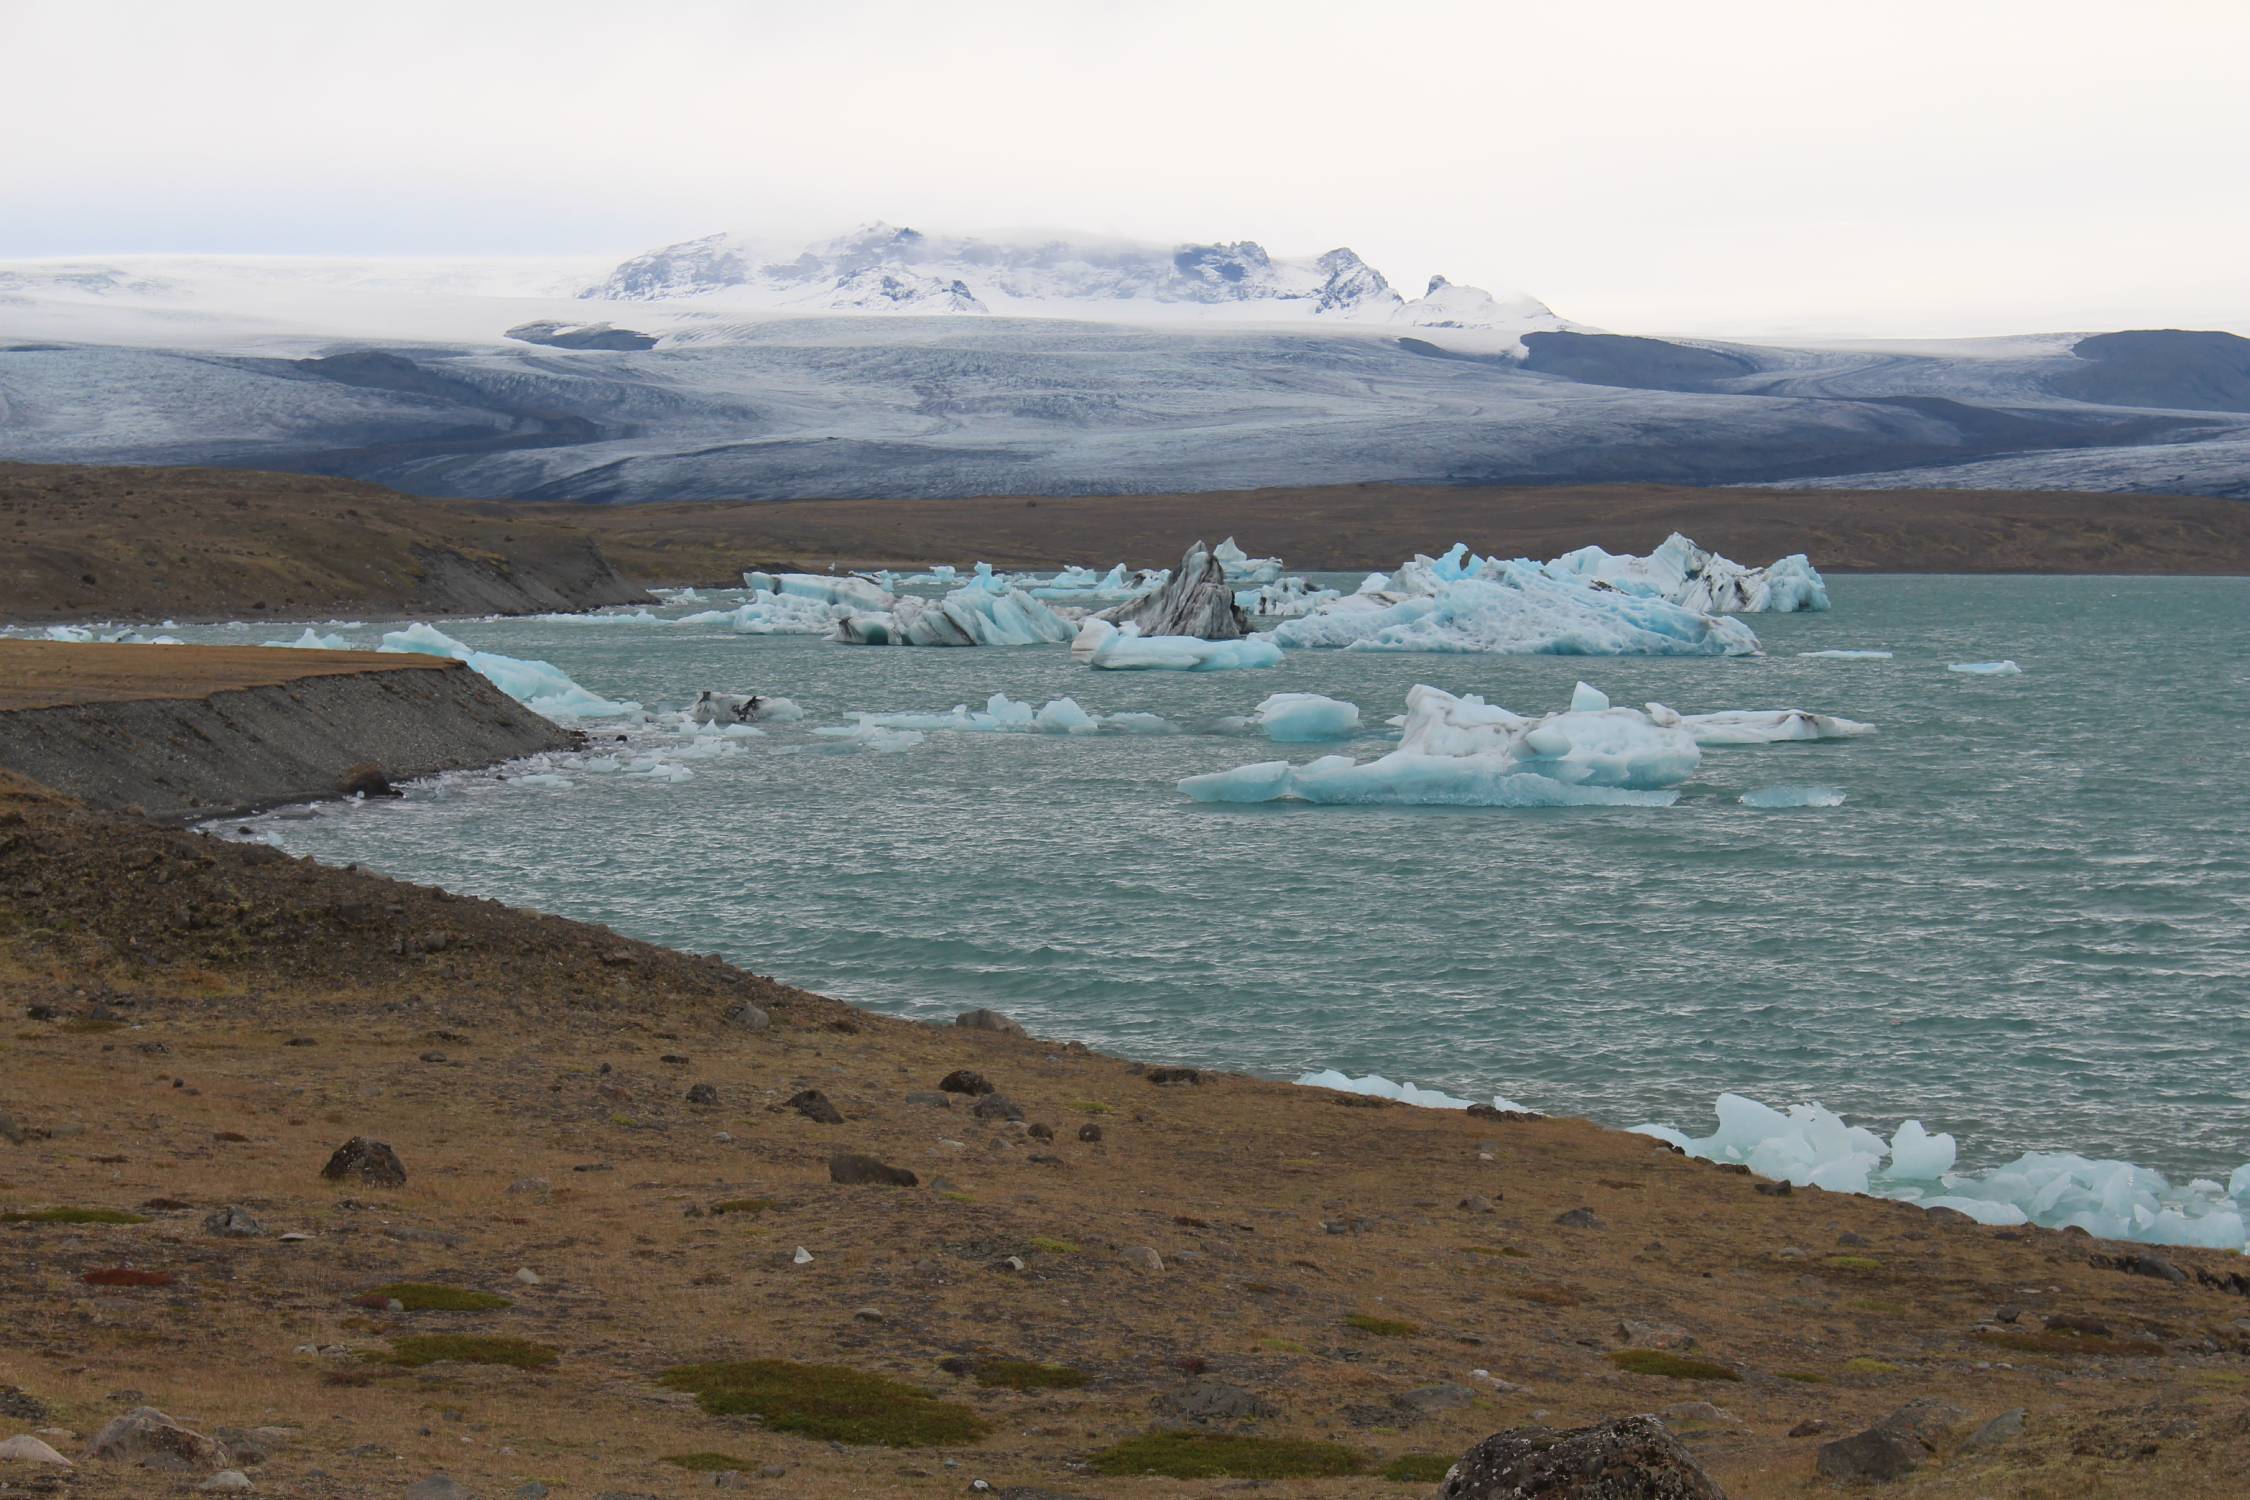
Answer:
xmin=0 ymin=772 xmax=2246 ymax=1497
xmin=0 ymin=642 xmax=576 ymax=819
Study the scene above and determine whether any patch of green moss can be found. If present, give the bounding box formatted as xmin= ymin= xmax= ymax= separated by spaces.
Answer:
xmin=1824 ymin=1255 xmax=1883 ymax=1272
xmin=664 ymin=1453 xmax=757 ymax=1472
xmin=1844 ymin=1357 xmax=1901 ymax=1374
xmin=1257 ymin=1337 xmax=1308 ymax=1354
xmin=1382 ymin=1454 xmax=1454 ymax=1483
xmin=1346 ymin=1313 xmax=1419 ymax=1337
xmin=940 ymin=1191 xmax=974 ymax=1204
xmin=365 ymin=1282 xmax=512 ymax=1312
xmin=1025 ymin=1236 xmax=1081 ymax=1255
xmin=709 ymin=1197 xmax=776 ymax=1216
xmin=969 ymin=1358 xmax=1089 ymax=1391
xmin=381 ymin=1334 xmax=558 ymax=1370
xmin=0 ymin=1207 xmax=149 ymax=1225
xmin=1779 ymin=1370 xmax=1829 ymax=1384
xmin=1089 ymin=1432 xmax=1366 ymax=1479
xmin=1608 ymin=1349 xmax=1741 ymax=1382
xmin=1074 ymin=1100 xmax=1114 ymax=1115
xmin=659 ymin=1360 xmax=987 ymax=1447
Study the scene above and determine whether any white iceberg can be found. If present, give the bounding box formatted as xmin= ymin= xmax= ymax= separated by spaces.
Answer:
xmin=744 ymin=570 xmax=894 ymax=613
xmin=1213 ymin=536 xmax=1284 ymax=586
xmin=1633 ymin=1092 xmax=2250 ymax=1251
xmin=1801 ymin=649 xmax=1893 ymax=660
xmin=1949 ymin=660 xmax=2023 ymax=675
xmin=1180 ymin=682 xmax=1698 ymax=808
xmin=1246 ymin=693 xmax=1362 ymax=742
xmin=682 ymin=591 xmax=846 ymax=635
xmin=1666 ymin=708 xmax=1875 ymax=745
xmin=834 ymin=577 xmax=1076 ymax=647
xmin=377 ymin=623 xmax=639 ymax=720
xmin=1236 ymin=577 xmax=1343 ymax=618
xmin=1296 ymin=1070 xmax=1538 ymax=1115
xmin=1081 ymin=619 xmax=1284 ymax=671
xmin=1272 ymin=553 xmax=1761 ymax=657
xmin=1545 ymin=533 xmax=1829 ymax=613
xmin=1740 ymin=785 xmax=1846 ymax=808
xmin=264 ymin=628 xmax=355 ymax=650
xmin=833 ymin=692 xmax=1172 ymax=736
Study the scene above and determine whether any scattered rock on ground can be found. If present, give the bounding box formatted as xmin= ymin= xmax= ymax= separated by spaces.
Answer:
xmin=781 ymin=1089 xmax=844 ymax=1124
xmin=722 ymin=1002 xmax=770 ymax=1032
xmin=199 ymin=1471 xmax=253 ymax=1491
xmin=684 ymin=1083 xmax=718 ymax=1105
xmin=0 ymin=1434 xmax=71 ymax=1467
xmin=939 ymin=1069 xmax=994 ymax=1096
xmin=905 ymin=1090 xmax=952 ymax=1108
xmin=1154 ymin=1378 xmax=1273 ymax=1424
xmin=1438 ymin=1415 xmax=1727 ymax=1499
xmin=1964 ymin=1408 xmax=2026 ymax=1451
xmin=405 ymin=1478 xmax=472 ymax=1500
xmin=955 ymin=1008 xmax=1026 ymax=1036
xmin=1118 ymin=1245 xmax=1164 ymax=1273
xmin=971 ymin=1094 xmax=1024 ymax=1122
xmin=1555 ymin=1207 xmax=1605 ymax=1229
xmin=1146 ymin=1067 xmax=1202 ymax=1086
xmin=1396 ymin=1383 xmax=1477 ymax=1415
xmin=203 ymin=1205 xmax=264 ymax=1238
xmin=82 ymin=1406 xmax=232 ymax=1471
xmin=1620 ymin=1319 xmax=1696 ymax=1349
xmin=319 ymin=1137 xmax=406 ymax=1188
xmin=1815 ymin=1427 xmax=1923 ymax=1484
xmin=828 ymin=1152 xmax=918 ymax=1187
xmin=1078 ymin=1123 xmax=1103 ymax=1142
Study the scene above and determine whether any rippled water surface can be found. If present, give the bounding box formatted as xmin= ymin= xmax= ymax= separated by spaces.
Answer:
xmin=200 ymin=577 xmax=2249 ymax=1177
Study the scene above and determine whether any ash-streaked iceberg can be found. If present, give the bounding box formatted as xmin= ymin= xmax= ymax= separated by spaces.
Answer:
xmin=833 ymin=577 xmax=1077 ymax=647
xmin=1272 ymin=551 xmax=1762 ymax=657
xmin=1179 ymin=682 xmax=1698 ymax=808
xmin=377 ymin=623 xmax=639 ymax=720
xmin=1079 ymin=619 xmax=1284 ymax=671
xmin=1096 ymin=542 xmax=1249 ymax=641
xmin=1546 ymin=533 xmax=1829 ymax=613
xmin=744 ymin=570 xmax=894 ymax=613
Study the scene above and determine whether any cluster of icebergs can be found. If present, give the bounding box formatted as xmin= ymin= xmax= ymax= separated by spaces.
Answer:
xmin=1180 ymin=681 xmax=1871 ymax=809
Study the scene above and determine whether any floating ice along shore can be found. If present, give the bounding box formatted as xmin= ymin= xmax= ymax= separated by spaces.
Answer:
xmin=822 ymin=693 xmax=1172 ymax=737
xmin=1182 ymin=682 xmax=1870 ymax=808
xmin=374 ymin=623 xmax=639 ymax=720
xmin=1633 ymin=1094 xmax=2250 ymax=1253
xmin=1297 ymin=1070 xmax=1539 ymax=1115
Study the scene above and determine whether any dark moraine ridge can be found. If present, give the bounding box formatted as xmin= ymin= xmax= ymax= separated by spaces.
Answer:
xmin=0 ymin=641 xmax=576 ymax=820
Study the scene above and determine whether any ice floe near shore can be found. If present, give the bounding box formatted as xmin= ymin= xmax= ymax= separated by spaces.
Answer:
xmin=1950 ymin=659 xmax=2023 ymax=675
xmin=1079 ymin=619 xmax=1284 ymax=670
xmin=376 ymin=623 xmax=639 ymax=720
xmin=1633 ymin=1093 xmax=2249 ymax=1252
xmin=1181 ymin=682 xmax=1700 ymax=807
xmin=1297 ymin=1070 xmax=1539 ymax=1115
xmin=828 ymin=693 xmax=1172 ymax=736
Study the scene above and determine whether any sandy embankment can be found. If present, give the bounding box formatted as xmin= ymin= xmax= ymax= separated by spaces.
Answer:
xmin=0 ymin=641 xmax=577 ymax=820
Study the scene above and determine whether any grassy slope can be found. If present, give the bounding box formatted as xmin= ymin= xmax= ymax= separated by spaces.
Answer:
xmin=1 ymin=774 xmax=2246 ymax=1496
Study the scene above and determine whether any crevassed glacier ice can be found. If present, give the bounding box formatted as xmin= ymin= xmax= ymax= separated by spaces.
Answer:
xmin=1180 ymin=682 xmax=1697 ymax=807
xmin=1632 ymin=1092 xmax=2249 ymax=1251
xmin=1249 ymin=693 xmax=1361 ymax=742
xmin=1739 ymin=785 xmax=1846 ymax=808
xmin=1081 ymin=619 xmax=1284 ymax=671
xmin=377 ymin=623 xmax=640 ymax=720
xmin=1546 ymin=533 xmax=1829 ymax=613
xmin=1271 ymin=555 xmax=1762 ymax=657
xmin=834 ymin=577 xmax=1076 ymax=647
xmin=834 ymin=692 xmax=1173 ymax=736
xmin=1949 ymin=660 xmax=2023 ymax=675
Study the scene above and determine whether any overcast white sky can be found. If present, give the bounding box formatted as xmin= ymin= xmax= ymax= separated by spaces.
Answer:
xmin=3 ymin=0 xmax=2245 ymax=338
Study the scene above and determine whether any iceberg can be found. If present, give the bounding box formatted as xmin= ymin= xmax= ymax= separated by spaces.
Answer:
xmin=744 ymin=570 xmax=894 ymax=613
xmin=264 ymin=628 xmax=355 ymax=650
xmin=1213 ymin=536 xmax=1284 ymax=586
xmin=377 ymin=623 xmax=639 ymax=720
xmin=1180 ymin=682 xmax=1698 ymax=807
xmin=1271 ymin=555 xmax=1762 ymax=657
xmin=1246 ymin=693 xmax=1362 ymax=742
xmin=688 ymin=690 xmax=805 ymax=725
xmin=1295 ymin=1070 xmax=1537 ymax=1114
xmin=1740 ymin=785 xmax=1846 ymax=808
xmin=682 ymin=591 xmax=845 ymax=635
xmin=1236 ymin=577 xmax=1343 ymax=618
xmin=833 ymin=692 xmax=1172 ymax=736
xmin=1949 ymin=660 xmax=2023 ymax=675
xmin=1095 ymin=541 xmax=1250 ymax=640
xmin=834 ymin=577 xmax=1076 ymax=647
xmin=1545 ymin=533 xmax=1829 ymax=613
xmin=1634 ymin=1092 xmax=2249 ymax=1251
xmin=1026 ymin=562 xmax=1165 ymax=604
xmin=1082 ymin=620 xmax=1284 ymax=671
xmin=1801 ymin=649 xmax=1893 ymax=660
xmin=809 ymin=722 xmax=925 ymax=753
xmin=1665 ymin=708 xmax=1875 ymax=745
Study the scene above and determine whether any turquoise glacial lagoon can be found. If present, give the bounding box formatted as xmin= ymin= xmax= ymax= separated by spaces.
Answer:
xmin=150 ymin=575 xmax=2247 ymax=1199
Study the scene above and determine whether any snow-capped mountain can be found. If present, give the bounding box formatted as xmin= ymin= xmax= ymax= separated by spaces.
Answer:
xmin=580 ymin=222 xmax=1562 ymax=335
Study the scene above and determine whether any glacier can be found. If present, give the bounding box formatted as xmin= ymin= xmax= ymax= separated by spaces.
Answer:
xmin=376 ymin=623 xmax=639 ymax=720
xmin=1633 ymin=1093 xmax=2250 ymax=1252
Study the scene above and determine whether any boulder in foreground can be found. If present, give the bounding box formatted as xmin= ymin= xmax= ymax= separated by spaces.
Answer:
xmin=319 ymin=1136 xmax=406 ymax=1188
xmin=1437 ymin=1415 xmax=1726 ymax=1499
xmin=82 ymin=1407 xmax=232 ymax=1471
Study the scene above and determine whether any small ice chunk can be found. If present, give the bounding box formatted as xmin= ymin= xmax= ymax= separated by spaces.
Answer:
xmin=1888 ymin=1119 xmax=1957 ymax=1179
xmin=264 ymin=628 xmax=355 ymax=650
xmin=1948 ymin=660 xmax=2022 ymax=675
xmin=1739 ymin=785 xmax=1845 ymax=808
xmin=1089 ymin=628 xmax=1283 ymax=671
xmin=1800 ymin=649 xmax=1893 ymax=659
xmin=1680 ymin=710 xmax=1874 ymax=745
xmin=1251 ymin=693 xmax=1361 ymax=742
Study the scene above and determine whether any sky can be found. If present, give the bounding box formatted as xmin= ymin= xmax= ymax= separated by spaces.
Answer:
xmin=2 ymin=0 xmax=2246 ymax=338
